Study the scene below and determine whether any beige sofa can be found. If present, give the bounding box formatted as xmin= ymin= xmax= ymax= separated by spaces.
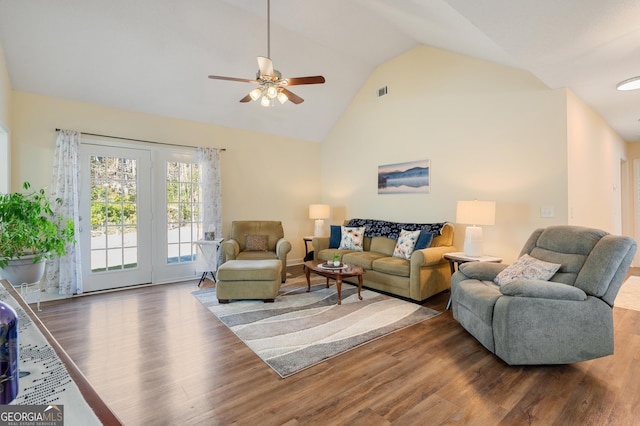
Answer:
xmin=312 ymin=220 xmax=456 ymax=302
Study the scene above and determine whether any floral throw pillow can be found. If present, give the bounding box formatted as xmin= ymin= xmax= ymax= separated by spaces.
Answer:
xmin=338 ymin=226 xmax=365 ymax=251
xmin=392 ymin=229 xmax=421 ymax=259
xmin=494 ymin=254 xmax=561 ymax=286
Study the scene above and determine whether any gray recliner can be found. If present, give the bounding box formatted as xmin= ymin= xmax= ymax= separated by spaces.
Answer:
xmin=451 ymin=225 xmax=636 ymax=365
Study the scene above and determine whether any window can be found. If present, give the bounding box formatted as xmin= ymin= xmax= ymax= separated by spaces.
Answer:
xmin=166 ymin=161 xmax=202 ymax=263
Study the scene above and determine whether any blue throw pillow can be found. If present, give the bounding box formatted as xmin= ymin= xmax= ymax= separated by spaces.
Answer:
xmin=329 ymin=225 xmax=342 ymax=249
xmin=414 ymin=231 xmax=434 ymax=250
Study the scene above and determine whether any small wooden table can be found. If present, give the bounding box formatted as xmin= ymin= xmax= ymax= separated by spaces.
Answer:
xmin=304 ymin=260 xmax=365 ymax=305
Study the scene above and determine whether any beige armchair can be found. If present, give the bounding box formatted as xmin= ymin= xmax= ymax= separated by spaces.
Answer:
xmin=221 ymin=221 xmax=291 ymax=282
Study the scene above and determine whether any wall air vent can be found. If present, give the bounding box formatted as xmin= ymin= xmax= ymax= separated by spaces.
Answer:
xmin=377 ymin=86 xmax=388 ymax=98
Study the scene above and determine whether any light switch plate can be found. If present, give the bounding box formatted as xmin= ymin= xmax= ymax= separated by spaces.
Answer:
xmin=541 ymin=206 xmax=555 ymax=218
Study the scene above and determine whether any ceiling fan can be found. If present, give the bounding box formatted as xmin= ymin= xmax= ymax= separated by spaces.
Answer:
xmin=207 ymin=0 xmax=325 ymax=106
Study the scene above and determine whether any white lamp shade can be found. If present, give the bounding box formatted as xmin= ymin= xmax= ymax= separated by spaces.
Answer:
xmin=456 ymin=200 xmax=496 ymax=226
xmin=309 ymin=204 xmax=330 ymax=219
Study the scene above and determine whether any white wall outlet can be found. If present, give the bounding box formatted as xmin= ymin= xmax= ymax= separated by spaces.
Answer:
xmin=541 ymin=206 xmax=555 ymax=218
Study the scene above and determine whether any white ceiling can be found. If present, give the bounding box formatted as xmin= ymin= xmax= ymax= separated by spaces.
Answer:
xmin=1 ymin=0 xmax=640 ymax=143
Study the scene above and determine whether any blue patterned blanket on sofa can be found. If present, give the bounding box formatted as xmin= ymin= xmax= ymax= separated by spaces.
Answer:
xmin=346 ymin=218 xmax=448 ymax=240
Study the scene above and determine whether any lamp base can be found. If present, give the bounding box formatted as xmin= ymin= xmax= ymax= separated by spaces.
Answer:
xmin=463 ymin=226 xmax=483 ymax=257
xmin=314 ymin=219 xmax=325 ymax=237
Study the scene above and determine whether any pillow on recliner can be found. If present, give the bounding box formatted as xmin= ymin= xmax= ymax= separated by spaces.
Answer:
xmin=494 ymin=254 xmax=561 ymax=286
xmin=245 ymin=234 xmax=269 ymax=251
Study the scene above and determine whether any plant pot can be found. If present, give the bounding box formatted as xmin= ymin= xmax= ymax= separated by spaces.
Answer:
xmin=0 ymin=255 xmax=47 ymax=286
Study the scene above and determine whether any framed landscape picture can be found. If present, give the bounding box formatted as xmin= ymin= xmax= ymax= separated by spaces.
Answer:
xmin=378 ymin=159 xmax=430 ymax=194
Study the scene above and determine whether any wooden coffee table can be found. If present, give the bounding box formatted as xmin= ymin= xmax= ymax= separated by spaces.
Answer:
xmin=304 ymin=260 xmax=365 ymax=305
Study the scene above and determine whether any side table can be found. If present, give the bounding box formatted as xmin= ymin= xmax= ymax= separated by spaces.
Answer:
xmin=194 ymin=238 xmax=224 ymax=286
xmin=444 ymin=252 xmax=502 ymax=310
xmin=303 ymin=236 xmax=314 ymax=262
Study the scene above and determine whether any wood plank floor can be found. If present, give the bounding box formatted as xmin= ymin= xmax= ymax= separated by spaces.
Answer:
xmin=35 ymin=266 xmax=640 ymax=425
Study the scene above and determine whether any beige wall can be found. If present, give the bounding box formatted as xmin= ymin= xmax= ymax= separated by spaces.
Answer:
xmin=566 ymin=89 xmax=628 ymax=234
xmin=321 ymin=45 xmax=571 ymax=263
xmin=9 ymin=91 xmax=322 ymax=262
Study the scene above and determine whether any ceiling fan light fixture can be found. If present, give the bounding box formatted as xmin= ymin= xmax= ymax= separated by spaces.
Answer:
xmin=260 ymin=95 xmax=272 ymax=107
xmin=616 ymin=76 xmax=640 ymax=91
xmin=277 ymin=90 xmax=288 ymax=104
xmin=249 ymin=87 xmax=263 ymax=101
xmin=266 ymin=85 xmax=278 ymax=99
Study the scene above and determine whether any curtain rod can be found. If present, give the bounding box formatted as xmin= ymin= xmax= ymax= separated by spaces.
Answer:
xmin=55 ymin=128 xmax=226 ymax=151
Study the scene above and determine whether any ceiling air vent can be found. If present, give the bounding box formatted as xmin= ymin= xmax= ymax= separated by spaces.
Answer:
xmin=377 ymin=86 xmax=388 ymax=98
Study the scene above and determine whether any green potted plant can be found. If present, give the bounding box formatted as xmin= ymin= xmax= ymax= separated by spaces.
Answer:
xmin=0 ymin=182 xmax=75 ymax=285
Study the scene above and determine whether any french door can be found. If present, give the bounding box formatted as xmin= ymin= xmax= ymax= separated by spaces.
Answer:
xmin=80 ymin=144 xmax=152 ymax=291
xmin=79 ymin=143 xmax=202 ymax=292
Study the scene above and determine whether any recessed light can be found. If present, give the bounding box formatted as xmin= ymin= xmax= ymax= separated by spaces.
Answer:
xmin=616 ymin=76 xmax=640 ymax=91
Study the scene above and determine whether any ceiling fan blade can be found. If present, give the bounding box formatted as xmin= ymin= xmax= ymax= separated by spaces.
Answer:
xmin=281 ymin=88 xmax=304 ymax=104
xmin=257 ymin=56 xmax=274 ymax=77
xmin=285 ymin=76 xmax=326 ymax=86
xmin=239 ymin=94 xmax=252 ymax=103
xmin=208 ymin=75 xmax=257 ymax=83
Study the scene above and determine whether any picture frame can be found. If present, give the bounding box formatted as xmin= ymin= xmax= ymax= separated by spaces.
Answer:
xmin=378 ymin=159 xmax=430 ymax=194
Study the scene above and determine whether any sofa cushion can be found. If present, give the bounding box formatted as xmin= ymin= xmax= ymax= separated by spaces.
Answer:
xmin=339 ymin=226 xmax=365 ymax=251
xmin=316 ymin=249 xmax=356 ymax=262
xmin=393 ymin=229 xmax=421 ymax=259
xmin=372 ymin=257 xmax=410 ymax=277
xmin=494 ymin=254 xmax=561 ymax=286
xmin=343 ymin=251 xmax=388 ymax=269
xmin=369 ymin=236 xmax=397 ymax=256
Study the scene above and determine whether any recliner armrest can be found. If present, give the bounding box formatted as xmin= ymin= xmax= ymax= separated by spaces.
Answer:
xmin=458 ymin=262 xmax=506 ymax=281
xmin=500 ymin=279 xmax=587 ymax=301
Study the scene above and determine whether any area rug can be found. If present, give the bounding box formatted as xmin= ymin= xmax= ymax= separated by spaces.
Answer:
xmin=615 ymin=276 xmax=640 ymax=311
xmin=0 ymin=283 xmax=102 ymax=425
xmin=192 ymin=276 xmax=440 ymax=378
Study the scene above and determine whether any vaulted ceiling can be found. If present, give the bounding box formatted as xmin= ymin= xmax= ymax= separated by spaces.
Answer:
xmin=1 ymin=0 xmax=639 ymax=143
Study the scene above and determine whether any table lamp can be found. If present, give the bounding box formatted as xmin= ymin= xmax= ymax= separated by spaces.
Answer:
xmin=456 ymin=200 xmax=496 ymax=257
xmin=309 ymin=204 xmax=330 ymax=237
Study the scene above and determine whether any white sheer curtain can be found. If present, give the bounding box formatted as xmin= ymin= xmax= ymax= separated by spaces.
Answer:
xmin=198 ymin=147 xmax=223 ymax=253
xmin=45 ymin=129 xmax=83 ymax=295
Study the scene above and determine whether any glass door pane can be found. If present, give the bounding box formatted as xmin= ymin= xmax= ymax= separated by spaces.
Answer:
xmin=89 ymin=156 xmax=139 ymax=271
xmin=166 ymin=161 xmax=202 ymax=263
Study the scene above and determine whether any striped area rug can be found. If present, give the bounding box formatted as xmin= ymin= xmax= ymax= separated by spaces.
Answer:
xmin=192 ymin=276 xmax=440 ymax=378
